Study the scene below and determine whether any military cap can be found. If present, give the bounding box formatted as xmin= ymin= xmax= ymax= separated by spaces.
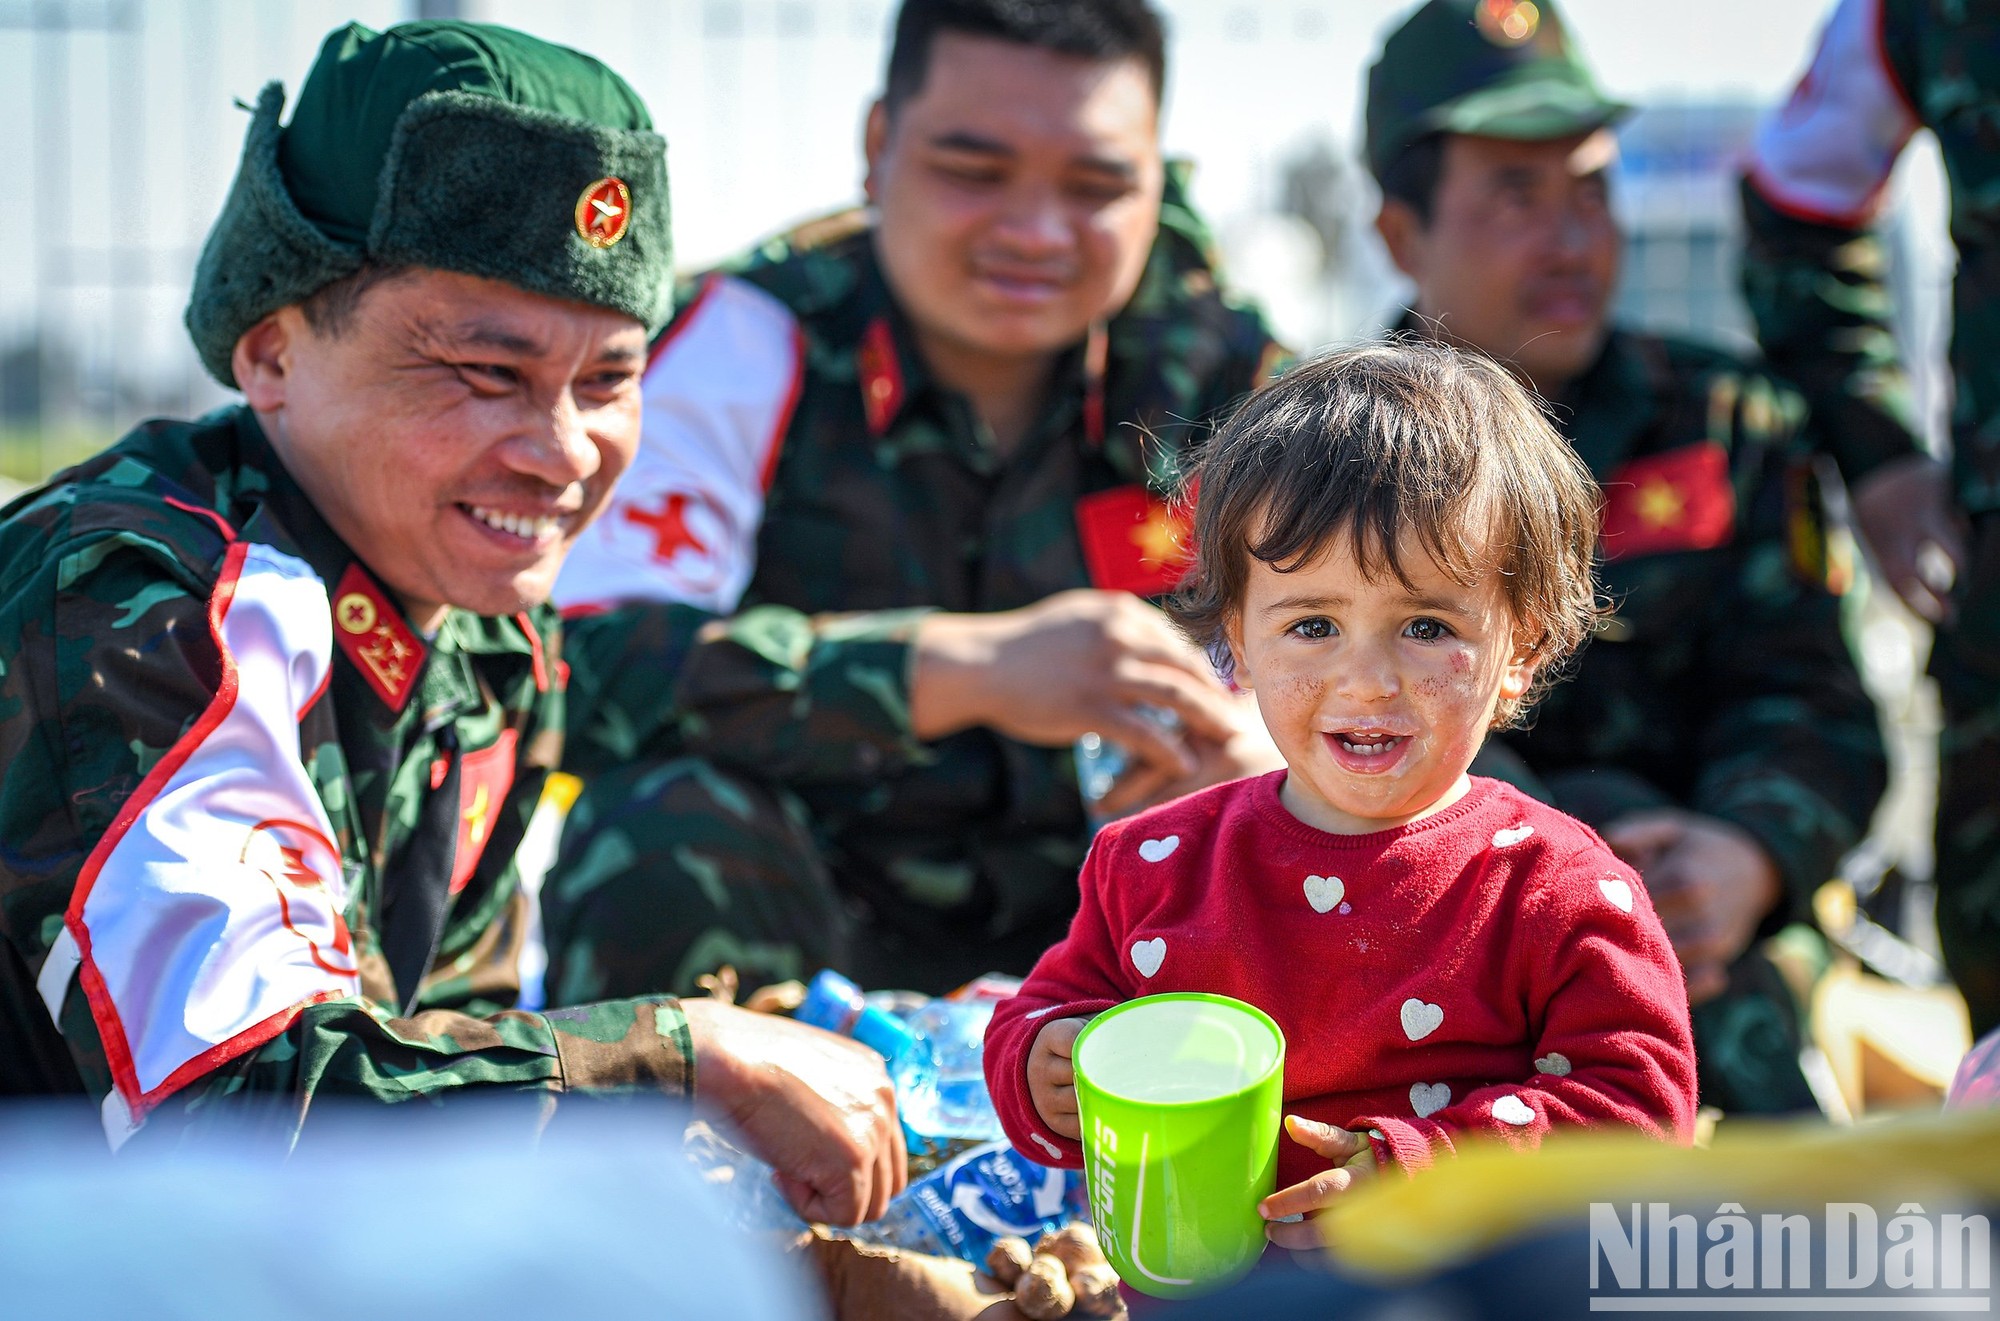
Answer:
xmin=1364 ymin=0 xmax=1628 ymax=181
xmin=186 ymin=21 xmax=672 ymax=388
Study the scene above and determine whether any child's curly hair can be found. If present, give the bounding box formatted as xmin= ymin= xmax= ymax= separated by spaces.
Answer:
xmin=1169 ymin=339 xmax=1603 ymax=729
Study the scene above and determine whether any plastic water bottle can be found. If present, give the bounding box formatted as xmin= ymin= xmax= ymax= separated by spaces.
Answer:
xmin=856 ymin=1141 xmax=1089 ymax=1263
xmin=692 ymin=1135 xmax=1088 ymax=1264
xmin=1074 ymin=703 xmax=1183 ymax=828
xmin=795 ymin=971 xmax=1006 ymax=1161
xmin=895 ymin=998 xmax=1007 ymax=1155
xmin=795 ymin=968 xmax=918 ymax=1063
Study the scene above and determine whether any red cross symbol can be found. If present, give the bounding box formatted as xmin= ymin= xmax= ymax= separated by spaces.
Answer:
xmin=624 ymin=491 xmax=711 ymax=564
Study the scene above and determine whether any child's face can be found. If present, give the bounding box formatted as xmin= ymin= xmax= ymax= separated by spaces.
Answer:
xmin=1224 ymin=526 xmax=1537 ymax=834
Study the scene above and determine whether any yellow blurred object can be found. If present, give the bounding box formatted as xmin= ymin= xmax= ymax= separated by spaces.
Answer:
xmin=1318 ymin=1108 xmax=2000 ymax=1282
xmin=542 ymin=771 xmax=584 ymax=815
xmin=1813 ymin=962 xmax=1971 ymax=1115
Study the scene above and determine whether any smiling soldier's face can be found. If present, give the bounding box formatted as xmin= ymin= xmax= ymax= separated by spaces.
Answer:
xmin=863 ymin=32 xmax=1166 ymax=365
xmin=236 ymin=268 xmax=649 ymax=628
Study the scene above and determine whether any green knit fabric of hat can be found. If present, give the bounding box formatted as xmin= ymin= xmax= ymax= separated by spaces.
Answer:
xmin=186 ymin=20 xmax=672 ymax=388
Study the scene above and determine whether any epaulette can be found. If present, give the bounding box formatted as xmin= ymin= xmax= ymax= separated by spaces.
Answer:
xmin=782 ymin=205 xmax=871 ymax=254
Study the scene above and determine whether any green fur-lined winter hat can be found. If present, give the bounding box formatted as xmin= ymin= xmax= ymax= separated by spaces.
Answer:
xmin=186 ymin=20 xmax=671 ymax=388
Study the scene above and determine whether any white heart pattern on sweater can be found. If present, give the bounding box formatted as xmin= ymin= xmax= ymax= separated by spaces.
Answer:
xmin=1400 ymin=998 xmax=1444 ymax=1041
xmin=1029 ymin=1132 xmax=1065 ymax=1161
xmin=1492 ymin=1094 xmax=1536 ymax=1126
xmin=1137 ymin=836 xmax=1179 ymax=863
xmin=1534 ymin=1053 xmax=1572 ymax=1077
xmin=1303 ymin=874 xmax=1345 ymax=913
xmin=1599 ymin=878 xmax=1635 ymax=913
xmin=1410 ymin=1082 xmax=1451 ymax=1118
xmin=1492 ymin=825 xmax=1535 ymax=848
xmin=1131 ymin=938 xmax=1167 ymax=978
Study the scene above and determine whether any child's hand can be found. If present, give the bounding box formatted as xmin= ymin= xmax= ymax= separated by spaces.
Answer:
xmin=1027 ymin=1017 xmax=1089 ymax=1140
xmin=1258 ymin=1115 xmax=1379 ymax=1251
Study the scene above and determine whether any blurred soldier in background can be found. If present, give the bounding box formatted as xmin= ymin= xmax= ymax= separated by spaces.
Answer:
xmin=1367 ymin=0 xmax=1887 ymax=1112
xmin=541 ymin=0 xmax=1287 ymax=999
xmin=1741 ymin=0 xmax=2000 ymax=1038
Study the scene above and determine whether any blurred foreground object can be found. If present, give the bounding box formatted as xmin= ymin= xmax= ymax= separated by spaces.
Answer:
xmin=1173 ymin=1107 xmax=2000 ymax=1320
xmin=0 ymin=1100 xmax=822 ymax=1320
xmin=1950 ymin=1026 xmax=2000 ymax=1112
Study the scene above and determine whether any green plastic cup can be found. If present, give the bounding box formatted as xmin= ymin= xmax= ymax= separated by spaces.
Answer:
xmin=1071 ymin=992 xmax=1285 ymax=1299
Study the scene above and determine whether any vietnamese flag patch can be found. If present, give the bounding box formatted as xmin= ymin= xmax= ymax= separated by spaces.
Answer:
xmin=1599 ymin=441 xmax=1736 ymax=561
xmin=446 ymin=729 xmax=517 ymax=896
xmin=1076 ymin=485 xmax=1194 ymax=596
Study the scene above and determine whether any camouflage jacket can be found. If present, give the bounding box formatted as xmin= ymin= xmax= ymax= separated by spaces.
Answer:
xmin=1452 ymin=322 xmax=1891 ymax=929
xmin=556 ymin=171 xmax=1284 ymax=941
xmin=1741 ymin=0 xmax=2000 ymax=512
xmin=0 ymin=407 xmax=923 ymax=1143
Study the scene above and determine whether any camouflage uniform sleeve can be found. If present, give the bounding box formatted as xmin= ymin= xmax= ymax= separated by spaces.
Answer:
xmin=1688 ymin=400 xmax=1888 ymax=929
xmin=558 ymin=600 xmax=932 ymax=784
xmin=1 ymin=526 xmax=690 ymax=1143
xmin=1739 ymin=181 xmax=1925 ymax=485
xmin=1738 ymin=0 xmax=1927 ymax=485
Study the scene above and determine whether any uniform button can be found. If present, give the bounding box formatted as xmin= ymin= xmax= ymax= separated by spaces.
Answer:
xmin=857 ymin=744 xmax=883 ymax=773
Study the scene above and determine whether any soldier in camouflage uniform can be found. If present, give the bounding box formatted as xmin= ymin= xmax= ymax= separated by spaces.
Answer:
xmin=0 ymin=20 xmax=911 ymax=1221
xmin=1366 ymin=0 xmax=1888 ymax=1112
xmin=1740 ymin=0 xmax=2000 ymax=1037
xmin=543 ymin=0 xmax=1286 ymax=998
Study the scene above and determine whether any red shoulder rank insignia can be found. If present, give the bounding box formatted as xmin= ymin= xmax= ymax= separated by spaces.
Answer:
xmin=332 ymin=563 xmax=427 ymax=712
xmin=857 ymin=317 xmax=905 ymax=437
xmin=1599 ymin=441 xmax=1736 ymax=561
xmin=449 ymin=729 xmax=517 ymax=895
xmin=1077 ymin=485 xmax=1194 ymax=596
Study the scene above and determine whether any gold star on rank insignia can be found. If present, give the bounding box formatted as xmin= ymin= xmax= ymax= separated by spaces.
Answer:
xmin=1635 ymin=478 xmax=1687 ymax=530
xmin=575 ymin=176 xmax=632 ymax=249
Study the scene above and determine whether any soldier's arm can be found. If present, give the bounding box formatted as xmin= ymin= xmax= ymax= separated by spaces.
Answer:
xmin=5 ymin=531 xmax=689 ymax=1147
xmin=1738 ymin=0 xmax=1925 ymax=486
xmin=558 ymin=600 xmax=933 ymax=783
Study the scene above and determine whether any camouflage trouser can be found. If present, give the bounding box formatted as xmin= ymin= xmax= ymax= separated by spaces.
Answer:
xmin=539 ymin=758 xmax=852 ymax=1005
xmin=539 ymin=757 xmax=1085 ymax=1001
xmin=1934 ymin=513 xmax=2000 ymax=1038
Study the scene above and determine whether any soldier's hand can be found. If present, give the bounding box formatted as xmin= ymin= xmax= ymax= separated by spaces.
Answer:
xmin=682 ymin=999 xmax=906 ymax=1225
xmin=1852 ymin=455 xmax=1964 ymax=623
xmin=1104 ymin=689 xmax=1287 ymax=817
xmin=910 ymin=590 xmax=1239 ymax=783
xmin=1603 ymin=810 xmax=1782 ymax=1005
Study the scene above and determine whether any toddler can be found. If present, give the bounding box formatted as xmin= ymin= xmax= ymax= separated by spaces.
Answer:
xmin=985 ymin=342 xmax=1698 ymax=1251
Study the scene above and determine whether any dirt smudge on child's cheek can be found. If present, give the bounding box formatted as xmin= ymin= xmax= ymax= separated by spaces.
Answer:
xmin=1417 ymin=649 xmax=1477 ymax=700
xmin=1287 ymin=674 xmax=1326 ymax=703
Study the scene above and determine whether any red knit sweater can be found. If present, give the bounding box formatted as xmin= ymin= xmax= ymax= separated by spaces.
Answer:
xmin=985 ymin=772 xmax=1698 ymax=1186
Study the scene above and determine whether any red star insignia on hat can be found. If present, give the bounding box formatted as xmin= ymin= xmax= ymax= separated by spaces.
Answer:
xmin=1475 ymin=0 xmax=1541 ymax=45
xmin=575 ymin=176 xmax=632 ymax=249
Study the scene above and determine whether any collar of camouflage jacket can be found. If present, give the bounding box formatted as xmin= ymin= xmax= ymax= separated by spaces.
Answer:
xmin=1389 ymin=309 xmax=1658 ymax=480
xmin=219 ymin=407 xmax=556 ymax=726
